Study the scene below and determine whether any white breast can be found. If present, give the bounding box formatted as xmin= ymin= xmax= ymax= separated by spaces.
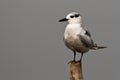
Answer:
xmin=64 ymin=24 xmax=82 ymax=40
xmin=64 ymin=23 xmax=89 ymax=53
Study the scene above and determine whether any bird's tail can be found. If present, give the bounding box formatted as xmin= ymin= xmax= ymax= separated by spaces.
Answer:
xmin=91 ymin=44 xmax=107 ymax=50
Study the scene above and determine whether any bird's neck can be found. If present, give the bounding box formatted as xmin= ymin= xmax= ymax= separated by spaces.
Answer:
xmin=67 ymin=23 xmax=82 ymax=28
xmin=68 ymin=21 xmax=82 ymax=24
xmin=66 ymin=23 xmax=83 ymax=32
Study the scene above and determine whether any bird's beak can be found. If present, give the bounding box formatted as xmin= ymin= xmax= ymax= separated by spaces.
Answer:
xmin=58 ymin=18 xmax=68 ymax=22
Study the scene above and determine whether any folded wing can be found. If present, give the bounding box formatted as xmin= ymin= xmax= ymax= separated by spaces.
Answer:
xmin=78 ymin=30 xmax=94 ymax=48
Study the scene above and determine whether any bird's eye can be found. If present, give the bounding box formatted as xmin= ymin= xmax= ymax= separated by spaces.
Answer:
xmin=70 ymin=16 xmax=74 ymax=18
xmin=75 ymin=14 xmax=79 ymax=17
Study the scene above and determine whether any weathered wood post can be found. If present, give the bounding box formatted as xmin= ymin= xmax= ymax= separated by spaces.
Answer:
xmin=69 ymin=61 xmax=83 ymax=80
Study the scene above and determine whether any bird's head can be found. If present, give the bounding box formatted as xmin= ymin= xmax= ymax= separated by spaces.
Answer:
xmin=59 ymin=12 xmax=82 ymax=24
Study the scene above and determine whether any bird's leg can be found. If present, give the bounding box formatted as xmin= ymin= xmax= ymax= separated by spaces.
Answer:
xmin=68 ymin=51 xmax=76 ymax=64
xmin=73 ymin=51 xmax=76 ymax=62
xmin=79 ymin=53 xmax=83 ymax=62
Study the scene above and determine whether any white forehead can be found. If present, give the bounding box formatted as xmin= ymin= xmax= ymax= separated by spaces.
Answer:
xmin=66 ymin=12 xmax=79 ymax=18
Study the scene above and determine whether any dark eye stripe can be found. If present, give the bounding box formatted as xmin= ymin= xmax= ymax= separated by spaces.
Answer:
xmin=75 ymin=14 xmax=79 ymax=17
xmin=70 ymin=16 xmax=74 ymax=18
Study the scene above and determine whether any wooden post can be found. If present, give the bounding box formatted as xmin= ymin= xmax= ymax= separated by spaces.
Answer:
xmin=69 ymin=61 xmax=83 ymax=80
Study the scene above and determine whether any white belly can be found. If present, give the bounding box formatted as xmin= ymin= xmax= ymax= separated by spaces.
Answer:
xmin=64 ymin=24 xmax=89 ymax=53
xmin=64 ymin=35 xmax=89 ymax=53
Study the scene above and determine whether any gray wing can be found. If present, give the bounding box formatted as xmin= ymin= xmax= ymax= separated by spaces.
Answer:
xmin=79 ymin=30 xmax=94 ymax=48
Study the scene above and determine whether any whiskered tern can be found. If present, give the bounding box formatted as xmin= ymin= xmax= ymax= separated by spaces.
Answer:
xmin=59 ymin=12 xmax=107 ymax=62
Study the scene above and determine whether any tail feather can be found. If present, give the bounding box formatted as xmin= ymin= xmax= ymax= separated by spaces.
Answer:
xmin=91 ymin=44 xmax=107 ymax=50
xmin=97 ymin=46 xmax=107 ymax=49
xmin=91 ymin=46 xmax=107 ymax=50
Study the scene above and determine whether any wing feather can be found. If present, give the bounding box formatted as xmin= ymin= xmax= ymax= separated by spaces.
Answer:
xmin=78 ymin=30 xmax=94 ymax=48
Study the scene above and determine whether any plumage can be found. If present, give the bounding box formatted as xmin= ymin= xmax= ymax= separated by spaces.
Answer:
xmin=78 ymin=29 xmax=94 ymax=47
xmin=59 ymin=12 xmax=107 ymax=61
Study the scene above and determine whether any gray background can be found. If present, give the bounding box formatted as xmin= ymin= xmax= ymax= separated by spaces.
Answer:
xmin=0 ymin=0 xmax=119 ymax=80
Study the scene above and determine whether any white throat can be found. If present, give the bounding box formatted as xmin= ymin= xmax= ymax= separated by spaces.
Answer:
xmin=65 ymin=23 xmax=83 ymax=36
xmin=67 ymin=23 xmax=82 ymax=31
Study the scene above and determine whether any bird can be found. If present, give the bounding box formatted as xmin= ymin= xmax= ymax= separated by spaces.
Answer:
xmin=59 ymin=12 xmax=107 ymax=62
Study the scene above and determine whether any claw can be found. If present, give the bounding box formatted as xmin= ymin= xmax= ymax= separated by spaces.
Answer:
xmin=68 ymin=60 xmax=76 ymax=64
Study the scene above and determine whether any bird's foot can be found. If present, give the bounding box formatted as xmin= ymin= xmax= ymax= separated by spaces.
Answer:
xmin=68 ymin=60 xmax=76 ymax=64
xmin=79 ymin=59 xmax=82 ymax=63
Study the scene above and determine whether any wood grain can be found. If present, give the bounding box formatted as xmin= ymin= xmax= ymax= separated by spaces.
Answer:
xmin=69 ymin=61 xmax=83 ymax=80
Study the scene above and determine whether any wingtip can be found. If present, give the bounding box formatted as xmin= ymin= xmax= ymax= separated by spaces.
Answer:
xmin=91 ymin=46 xmax=107 ymax=50
xmin=97 ymin=46 xmax=107 ymax=49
